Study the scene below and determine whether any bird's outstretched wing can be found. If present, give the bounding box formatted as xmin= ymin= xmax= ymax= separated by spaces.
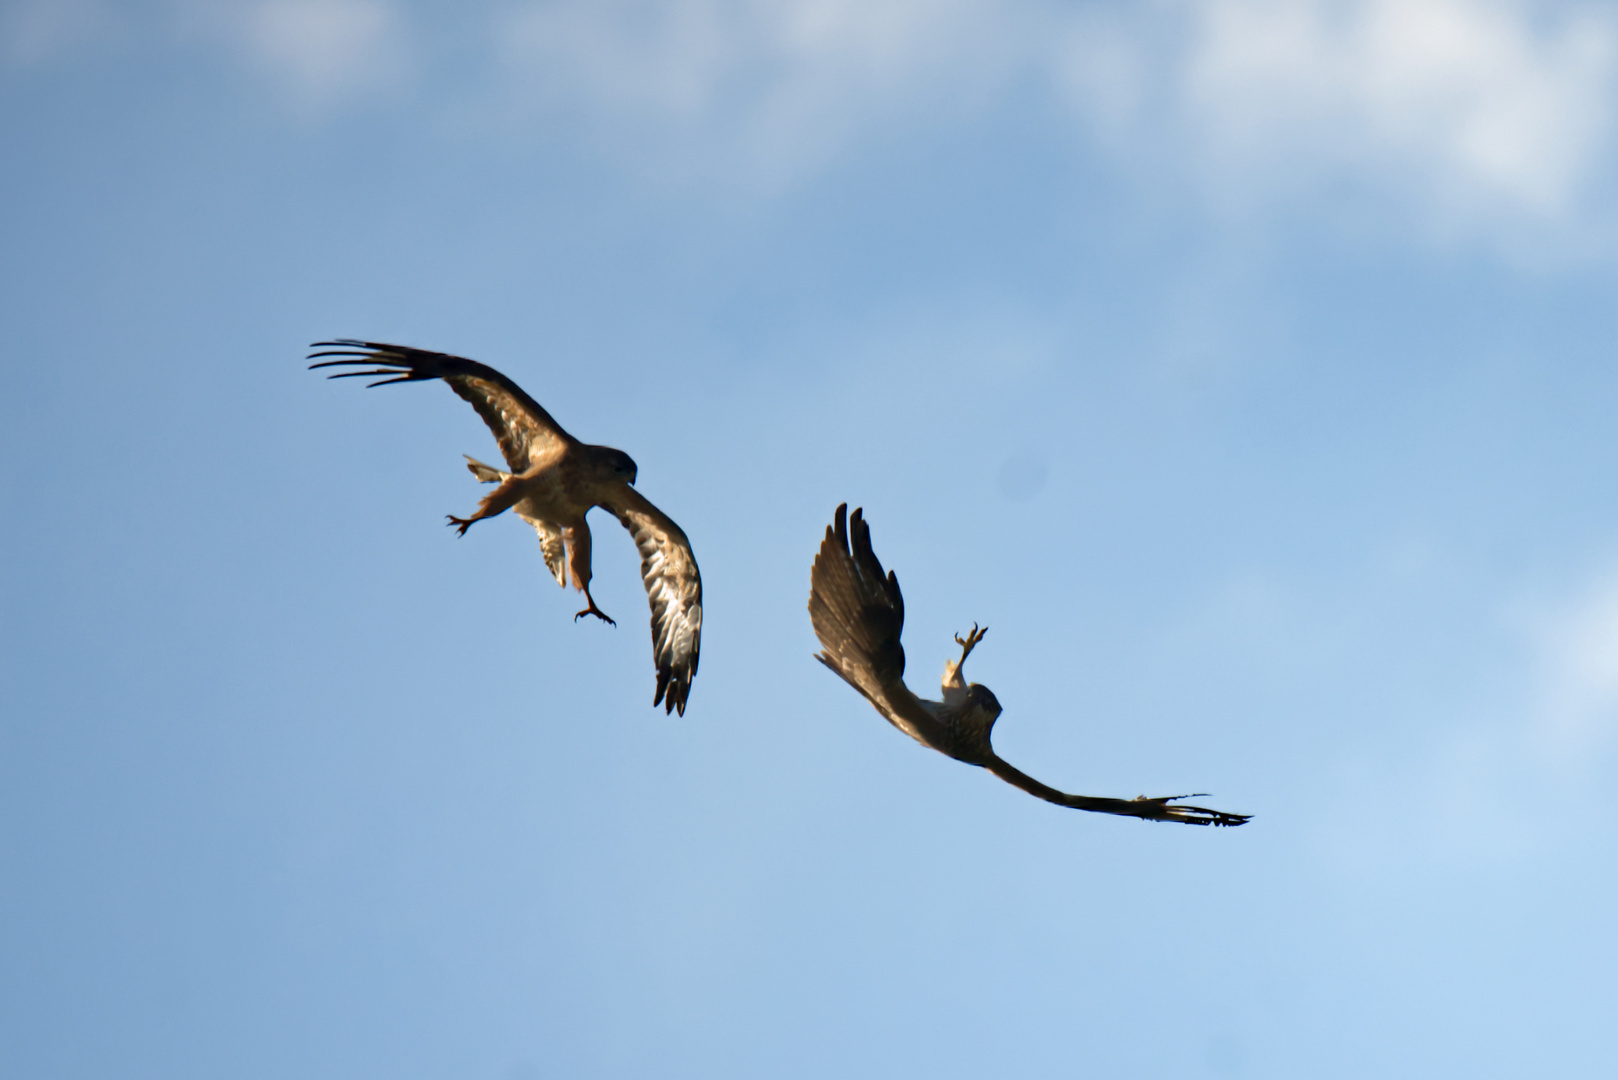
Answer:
xmin=597 ymin=485 xmax=702 ymax=716
xmin=987 ymin=758 xmax=1251 ymax=826
xmin=809 ymin=504 xmax=949 ymax=749
xmin=309 ymin=340 xmax=574 ymax=471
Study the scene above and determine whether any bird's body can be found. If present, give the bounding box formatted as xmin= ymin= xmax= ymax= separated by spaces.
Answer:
xmin=311 ymin=340 xmax=702 ymax=715
xmin=809 ymin=504 xmax=1249 ymax=826
xmin=459 ymin=444 xmax=629 ymax=621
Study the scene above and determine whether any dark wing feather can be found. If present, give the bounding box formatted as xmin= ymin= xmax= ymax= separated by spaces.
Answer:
xmin=986 ymin=757 xmax=1251 ymax=826
xmin=598 ymin=485 xmax=702 ymax=716
xmin=808 ymin=504 xmax=948 ymax=749
xmin=309 ymin=340 xmax=574 ymax=471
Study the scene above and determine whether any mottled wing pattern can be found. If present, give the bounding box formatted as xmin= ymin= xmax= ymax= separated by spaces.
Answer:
xmin=518 ymin=512 xmax=568 ymax=587
xmin=309 ymin=340 xmax=574 ymax=471
xmin=600 ymin=486 xmax=702 ymax=716
xmin=808 ymin=505 xmax=947 ymax=749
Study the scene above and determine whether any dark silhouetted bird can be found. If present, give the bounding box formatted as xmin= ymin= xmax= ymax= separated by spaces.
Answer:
xmin=809 ymin=504 xmax=1249 ymax=825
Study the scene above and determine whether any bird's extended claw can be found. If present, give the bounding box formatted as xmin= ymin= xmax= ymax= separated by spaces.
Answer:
xmin=953 ymin=623 xmax=988 ymax=663
xmin=575 ymin=604 xmax=616 ymax=627
xmin=446 ymin=514 xmax=474 ymax=536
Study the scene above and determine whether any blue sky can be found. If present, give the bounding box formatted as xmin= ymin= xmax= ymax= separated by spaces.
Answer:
xmin=4 ymin=1 xmax=1618 ymax=1076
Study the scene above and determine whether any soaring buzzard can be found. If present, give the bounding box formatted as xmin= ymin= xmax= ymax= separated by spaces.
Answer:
xmin=809 ymin=504 xmax=1249 ymax=826
xmin=311 ymin=340 xmax=702 ymax=715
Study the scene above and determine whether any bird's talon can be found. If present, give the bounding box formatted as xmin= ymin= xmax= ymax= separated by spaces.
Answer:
xmin=953 ymin=623 xmax=988 ymax=665
xmin=953 ymin=622 xmax=988 ymax=648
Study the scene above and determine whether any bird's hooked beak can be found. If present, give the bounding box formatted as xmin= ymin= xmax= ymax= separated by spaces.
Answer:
xmin=606 ymin=449 xmax=638 ymax=485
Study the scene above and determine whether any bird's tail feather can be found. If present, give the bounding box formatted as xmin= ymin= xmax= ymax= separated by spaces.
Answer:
xmin=464 ymin=455 xmax=507 ymax=483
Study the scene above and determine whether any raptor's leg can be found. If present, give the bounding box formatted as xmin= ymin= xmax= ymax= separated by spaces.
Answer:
xmin=941 ymin=623 xmax=989 ymax=696
xmin=563 ymin=520 xmax=615 ymax=625
xmin=954 ymin=623 xmax=989 ymax=672
xmin=574 ymin=584 xmax=616 ymax=627
xmin=447 ymin=473 xmax=524 ymax=535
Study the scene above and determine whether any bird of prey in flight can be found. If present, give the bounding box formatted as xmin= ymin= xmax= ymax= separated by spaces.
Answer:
xmin=809 ymin=504 xmax=1249 ymax=826
xmin=310 ymin=340 xmax=702 ymax=716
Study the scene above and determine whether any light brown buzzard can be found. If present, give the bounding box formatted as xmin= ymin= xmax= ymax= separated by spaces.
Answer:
xmin=311 ymin=340 xmax=701 ymax=715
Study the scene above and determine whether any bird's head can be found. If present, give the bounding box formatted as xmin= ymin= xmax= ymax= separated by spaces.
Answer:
xmin=966 ymin=684 xmax=1003 ymax=728
xmin=948 ymin=683 xmax=1003 ymax=764
xmin=967 ymin=683 xmax=1002 ymax=717
xmin=595 ymin=447 xmax=638 ymax=485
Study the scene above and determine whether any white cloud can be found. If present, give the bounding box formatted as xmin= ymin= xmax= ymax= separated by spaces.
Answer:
xmin=18 ymin=0 xmax=1599 ymax=241
xmin=501 ymin=0 xmax=732 ymax=120
xmin=12 ymin=0 xmax=1616 ymax=233
xmin=1182 ymin=0 xmax=1617 ymax=221
xmin=0 ymin=0 xmax=112 ymax=66
xmin=1050 ymin=11 xmax=1153 ymax=139
xmin=181 ymin=0 xmax=410 ymax=108
xmin=492 ymin=0 xmax=1618 ymax=238
xmin=253 ymin=0 xmax=405 ymax=103
xmin=1530 ymin=570 xmax=1618 ymax=758
xmin=5 ymin=1 xmax=411 ymax=107
xmin=496 ymin=0 xmax=1025 ymax=184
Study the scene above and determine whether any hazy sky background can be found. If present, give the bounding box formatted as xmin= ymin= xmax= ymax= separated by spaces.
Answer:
xmin=5 ymin=1 xmax=1618 ymax=1076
